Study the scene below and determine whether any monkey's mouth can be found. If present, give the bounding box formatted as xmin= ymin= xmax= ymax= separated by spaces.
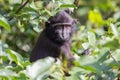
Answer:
xmin=56 ymin=34 xmax=70 ymax=42
xmin=55 ymin=38 xmax=69 ymax=44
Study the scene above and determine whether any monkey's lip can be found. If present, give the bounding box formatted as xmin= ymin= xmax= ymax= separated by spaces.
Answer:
xmin=51 ymin=23 xmax=72 ymax=27
xmin=56 ymin=37 xmax=70 ymax=42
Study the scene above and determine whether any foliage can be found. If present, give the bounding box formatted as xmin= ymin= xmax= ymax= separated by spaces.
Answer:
xmin=0 ymin=0 xmax=120 ymax=80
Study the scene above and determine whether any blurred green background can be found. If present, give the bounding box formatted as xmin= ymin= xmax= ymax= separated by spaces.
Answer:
xmin=0 ymin=0 xmax=120 ymax=80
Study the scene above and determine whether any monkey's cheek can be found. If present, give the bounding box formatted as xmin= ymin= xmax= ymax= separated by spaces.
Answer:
xmin=64 ymin=33 xmax=71 ymax=40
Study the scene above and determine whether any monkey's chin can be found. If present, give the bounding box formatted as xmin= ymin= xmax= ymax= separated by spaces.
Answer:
xmin=61 ymin=38 xmax=70 ymax=42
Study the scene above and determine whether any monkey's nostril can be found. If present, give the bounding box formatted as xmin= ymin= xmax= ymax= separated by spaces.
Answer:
xmin=62 ymin=27 xmax=64 ymax=38
xmin=62 ymin=33 xmax=64 ymax=38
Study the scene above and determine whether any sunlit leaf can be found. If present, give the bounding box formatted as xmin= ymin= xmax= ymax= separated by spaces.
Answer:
xmin=30 ymin=1 xmax=38 ymax=10
xmin=34 ymin=1 xmax=43 ymax=9
xmin=6 ymin=49 xmax=24 ymax=67
xmin=29 ymin=0 xmax=34 ymax=4
xmin=103 ymin=39 xmax=120 ymax=49
xmin=88 ymin=10 xmax=103 ymax=26
xmin=70 ymin=67 xmax=90 ymax=75
xmin=81 ymin=65 xmax=98 ymax=73
xmin=76 ymin=55 xmax=97 ymax=66
xmin=0 ymin=15 xmax=11 ymax=32
xmin=26 ymin=57 xmax=55 ymax=80
xmin=60 ymin=4 xmax=76 ymax=8
xmin=49 ymin=71 xmax=63 ymax=80
xmin=62 ymin=0 xmax=74 ymax=4
xmin=110 ymin=23 xmax=119 ymax=37
xmin=0 ymin=69 xmax=17 ymax=79
xmin=112 ymin=49 xmax=120 ymax=61
xmin=82 ymin=42 xmax=90 ymax=49
xmin=88 ymin=32 xmax=96 ymax=47
xmin=97 ymin=48 xmax=110 ymax=63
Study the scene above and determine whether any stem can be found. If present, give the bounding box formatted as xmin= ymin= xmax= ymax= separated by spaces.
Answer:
xmin=9 ymin=0 xmax=30 ymax=21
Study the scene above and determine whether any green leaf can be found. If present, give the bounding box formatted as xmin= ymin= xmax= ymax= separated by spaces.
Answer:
xmin=29 ymin=1 xmax=38 ymax=10
xmin=103 ymin=39 xmax=120 ymax=49
xmin=49 ymin=71 xmax=63 ymax=80
xmin=88 ymin=32 xmax=96 ymax=47
xmin=0 ymin=69 xmax=17 ymax=79
xmin=0 ymin=15 xmax=11 ymax=32
xmin=6 ymin=49 xmax=24 ymax=67
xmin=81 ymin=65 xmax=97 ymax=73
xmin=26 ymin=57 xmax=55 ymax=79
xmin=101 ymin=49 xmax=120 ymax=68
xmin=29 ymin=0 xmax=34 ymax=4
xmin=77 ymin=55 xmax=96 ymax=65
xmin=112 ymin=49 xmax=120 ymax=61
xmin=88 ymin=10 xmax=103 ymax=26
xmin=71 ymin=67 xmax=90 ymax=75
xmin=60 ymin=4 xmax=76 ymax=8
xmin=82 ymin=42 xmax=90 ymax=49
xmin=110 ymin=23 xmax=119 ymax=37
xmin=97 ymin=48 xmax=110 ymax=63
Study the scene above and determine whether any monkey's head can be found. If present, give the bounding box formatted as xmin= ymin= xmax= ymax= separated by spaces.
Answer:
xmin=45 ymin=9 xmax=77 ymax=44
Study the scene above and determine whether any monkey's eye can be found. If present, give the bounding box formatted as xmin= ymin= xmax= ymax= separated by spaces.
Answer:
xmin=56 ymin=25 xmax=63 ymax=29
xmin=64 ymin=25 xmax=71 ymax=29
xmin=63 ymin=25 xmax=71 ymax=30
xmin=56 ymin=25 xmax=71 ymax=29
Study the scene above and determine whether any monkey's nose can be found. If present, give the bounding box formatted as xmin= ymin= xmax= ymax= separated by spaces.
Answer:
xmin=62 ymin=27 xmax=64 ymax=38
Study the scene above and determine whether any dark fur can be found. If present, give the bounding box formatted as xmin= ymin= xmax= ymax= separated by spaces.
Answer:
xmin=30 ymin=9 xmax=76 ymax=62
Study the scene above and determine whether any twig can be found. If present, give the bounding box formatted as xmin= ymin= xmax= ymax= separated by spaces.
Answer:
xmin=74 ymin=0 xmax=79 ymax=7
xmin=9 ymin=0 xmax=30 ymax=21
xmin=110 ymin=51 xmax=120 ymax=80
xmin=118 ymin=68 xmax=120 ymax=80
xmin=73 ymin=0 xmax=79 ymax=18
xmin=110 ymin=51 xmax=118 ymax=64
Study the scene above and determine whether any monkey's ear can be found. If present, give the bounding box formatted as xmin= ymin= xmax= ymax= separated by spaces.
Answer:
xmin=73 ymin=19 xmax=78 ymax=24
xmin=75 ymin=19 xmax=78 ymax=23
xmin=64 ymin=9 xmax=72 ymax=14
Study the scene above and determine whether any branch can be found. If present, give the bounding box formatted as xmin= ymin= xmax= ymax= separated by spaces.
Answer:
xmin=110 ymin=51 xmax=118 ymax=64
xmin=73 ymin=0 xmax=80 ymax=21
xmin=74 ymin=0 xmax=79 ymax=7
xmin=9 ymin=0 xmax=30 ymax=21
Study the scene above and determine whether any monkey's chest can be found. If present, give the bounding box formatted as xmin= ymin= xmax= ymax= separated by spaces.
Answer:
xmin=38 ymin=44 xmax=60 ymax=58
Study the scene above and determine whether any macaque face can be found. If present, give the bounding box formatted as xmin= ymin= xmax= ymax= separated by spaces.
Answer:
xmin=55 ymin=25 xmax=72 ymax=42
